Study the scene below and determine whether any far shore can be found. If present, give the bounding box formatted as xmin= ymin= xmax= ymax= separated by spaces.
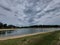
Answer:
xmin=0 ymin=27 xmax=60 ymax=31
xmin=0 ymin=29 xmax=19 ymax=31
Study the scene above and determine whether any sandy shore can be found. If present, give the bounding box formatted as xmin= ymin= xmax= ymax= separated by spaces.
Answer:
xmin=0 ymin=32 xmax=48 ymax=40
xmin=0 ymin=29 xmax=18 ymax=31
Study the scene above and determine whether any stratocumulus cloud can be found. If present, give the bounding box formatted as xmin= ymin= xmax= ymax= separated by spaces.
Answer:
xmin=0 ymin=0 xmax=60 ymax=26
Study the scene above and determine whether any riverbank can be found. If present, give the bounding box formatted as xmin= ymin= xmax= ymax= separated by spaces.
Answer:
xmin=0 ymin=30 xmax=60 ymax=45
xmin=0 ymin=32 xmax=48 ymax=40
xmin=0 ymin=28 xmax=60 ymax=31
xmin=0 ymin=29 xmax=19 ymax=31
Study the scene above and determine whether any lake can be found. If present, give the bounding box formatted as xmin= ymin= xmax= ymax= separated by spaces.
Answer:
xmin=0 ymin=28 xmax=60 ymax=37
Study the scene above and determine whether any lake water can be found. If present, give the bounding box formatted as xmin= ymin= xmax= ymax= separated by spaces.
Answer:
xmin=0 ymin=28 xmax=60 ymax=37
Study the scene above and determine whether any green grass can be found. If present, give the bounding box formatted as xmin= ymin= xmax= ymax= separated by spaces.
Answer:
xmin=0 ymin=30 xmax=60 ymax=45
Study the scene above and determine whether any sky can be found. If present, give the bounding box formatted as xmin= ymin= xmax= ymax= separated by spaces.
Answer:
xmin=0 ymin=0 xmax=60 ymax=26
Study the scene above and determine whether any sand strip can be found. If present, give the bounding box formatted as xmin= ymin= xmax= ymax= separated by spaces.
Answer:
xmin=0 ymin=29 xmax=18 ymax=31
xmin=0 ymin=32 xmax=48 ymax=40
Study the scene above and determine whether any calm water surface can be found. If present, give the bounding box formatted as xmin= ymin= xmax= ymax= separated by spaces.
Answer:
xmin=0 ymin=28 xmax=60 ymax=37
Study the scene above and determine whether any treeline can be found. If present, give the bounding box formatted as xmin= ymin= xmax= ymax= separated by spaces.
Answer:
xmin=0 ymin=22 xmax=60 ymax=29
xmin=0 ymin=22 xmax=20 ymax=29
xmin=20 ymin=25 xmax=60 ymax=28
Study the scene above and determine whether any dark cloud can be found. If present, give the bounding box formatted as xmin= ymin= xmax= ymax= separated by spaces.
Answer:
xmin=45 ymin=7 xmax=60 ymax=13
xmin=0 ymin=5 xmax=12 ymax=12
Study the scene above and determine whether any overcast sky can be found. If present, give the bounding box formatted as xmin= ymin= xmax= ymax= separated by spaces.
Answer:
xmin=0 ymin=0 xmax=60 ymax=26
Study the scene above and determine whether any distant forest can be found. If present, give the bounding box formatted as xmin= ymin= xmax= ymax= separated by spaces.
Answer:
xmin=0 ymin=22 xmax=60 ymax=29
xmin=21 ymin=25 xmax=60 ymax=28
xmin=0 ymin=22 xmax=20 ymax=29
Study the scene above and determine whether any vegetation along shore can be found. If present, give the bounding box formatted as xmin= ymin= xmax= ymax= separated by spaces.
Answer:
xmin=0 ymin=30 xmax=60 ymax=45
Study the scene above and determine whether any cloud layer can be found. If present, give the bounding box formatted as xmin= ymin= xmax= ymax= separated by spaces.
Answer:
xmin=0 ymin=0 xmax=60 ymax=26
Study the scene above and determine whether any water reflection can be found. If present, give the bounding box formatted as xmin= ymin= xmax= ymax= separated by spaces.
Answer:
xmin=0 ymin=30 xmax=14 ymax=36
xmin=0 ymin=28 xmax=60 ymax=37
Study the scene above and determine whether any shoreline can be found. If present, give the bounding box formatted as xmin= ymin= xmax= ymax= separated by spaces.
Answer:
xmin=0 ymin=28 xmax=59 ymax=40
xmin=0 ymin=32 xmax=49 ymax=40
xmin=0 ymin=28 xmax=60 ymax=31
xmin=0 ymin=29 xmax=19 ymax=31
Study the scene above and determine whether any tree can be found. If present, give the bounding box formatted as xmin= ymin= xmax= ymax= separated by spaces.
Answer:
xmin=4 ymin=24 xmax=7 ymax=28
xmin=0 ymin=22 xmax=3 ymax=28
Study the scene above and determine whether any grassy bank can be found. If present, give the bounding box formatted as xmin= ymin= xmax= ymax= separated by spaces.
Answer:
xmin=0 ymin=30 xmax=60 ymax=45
